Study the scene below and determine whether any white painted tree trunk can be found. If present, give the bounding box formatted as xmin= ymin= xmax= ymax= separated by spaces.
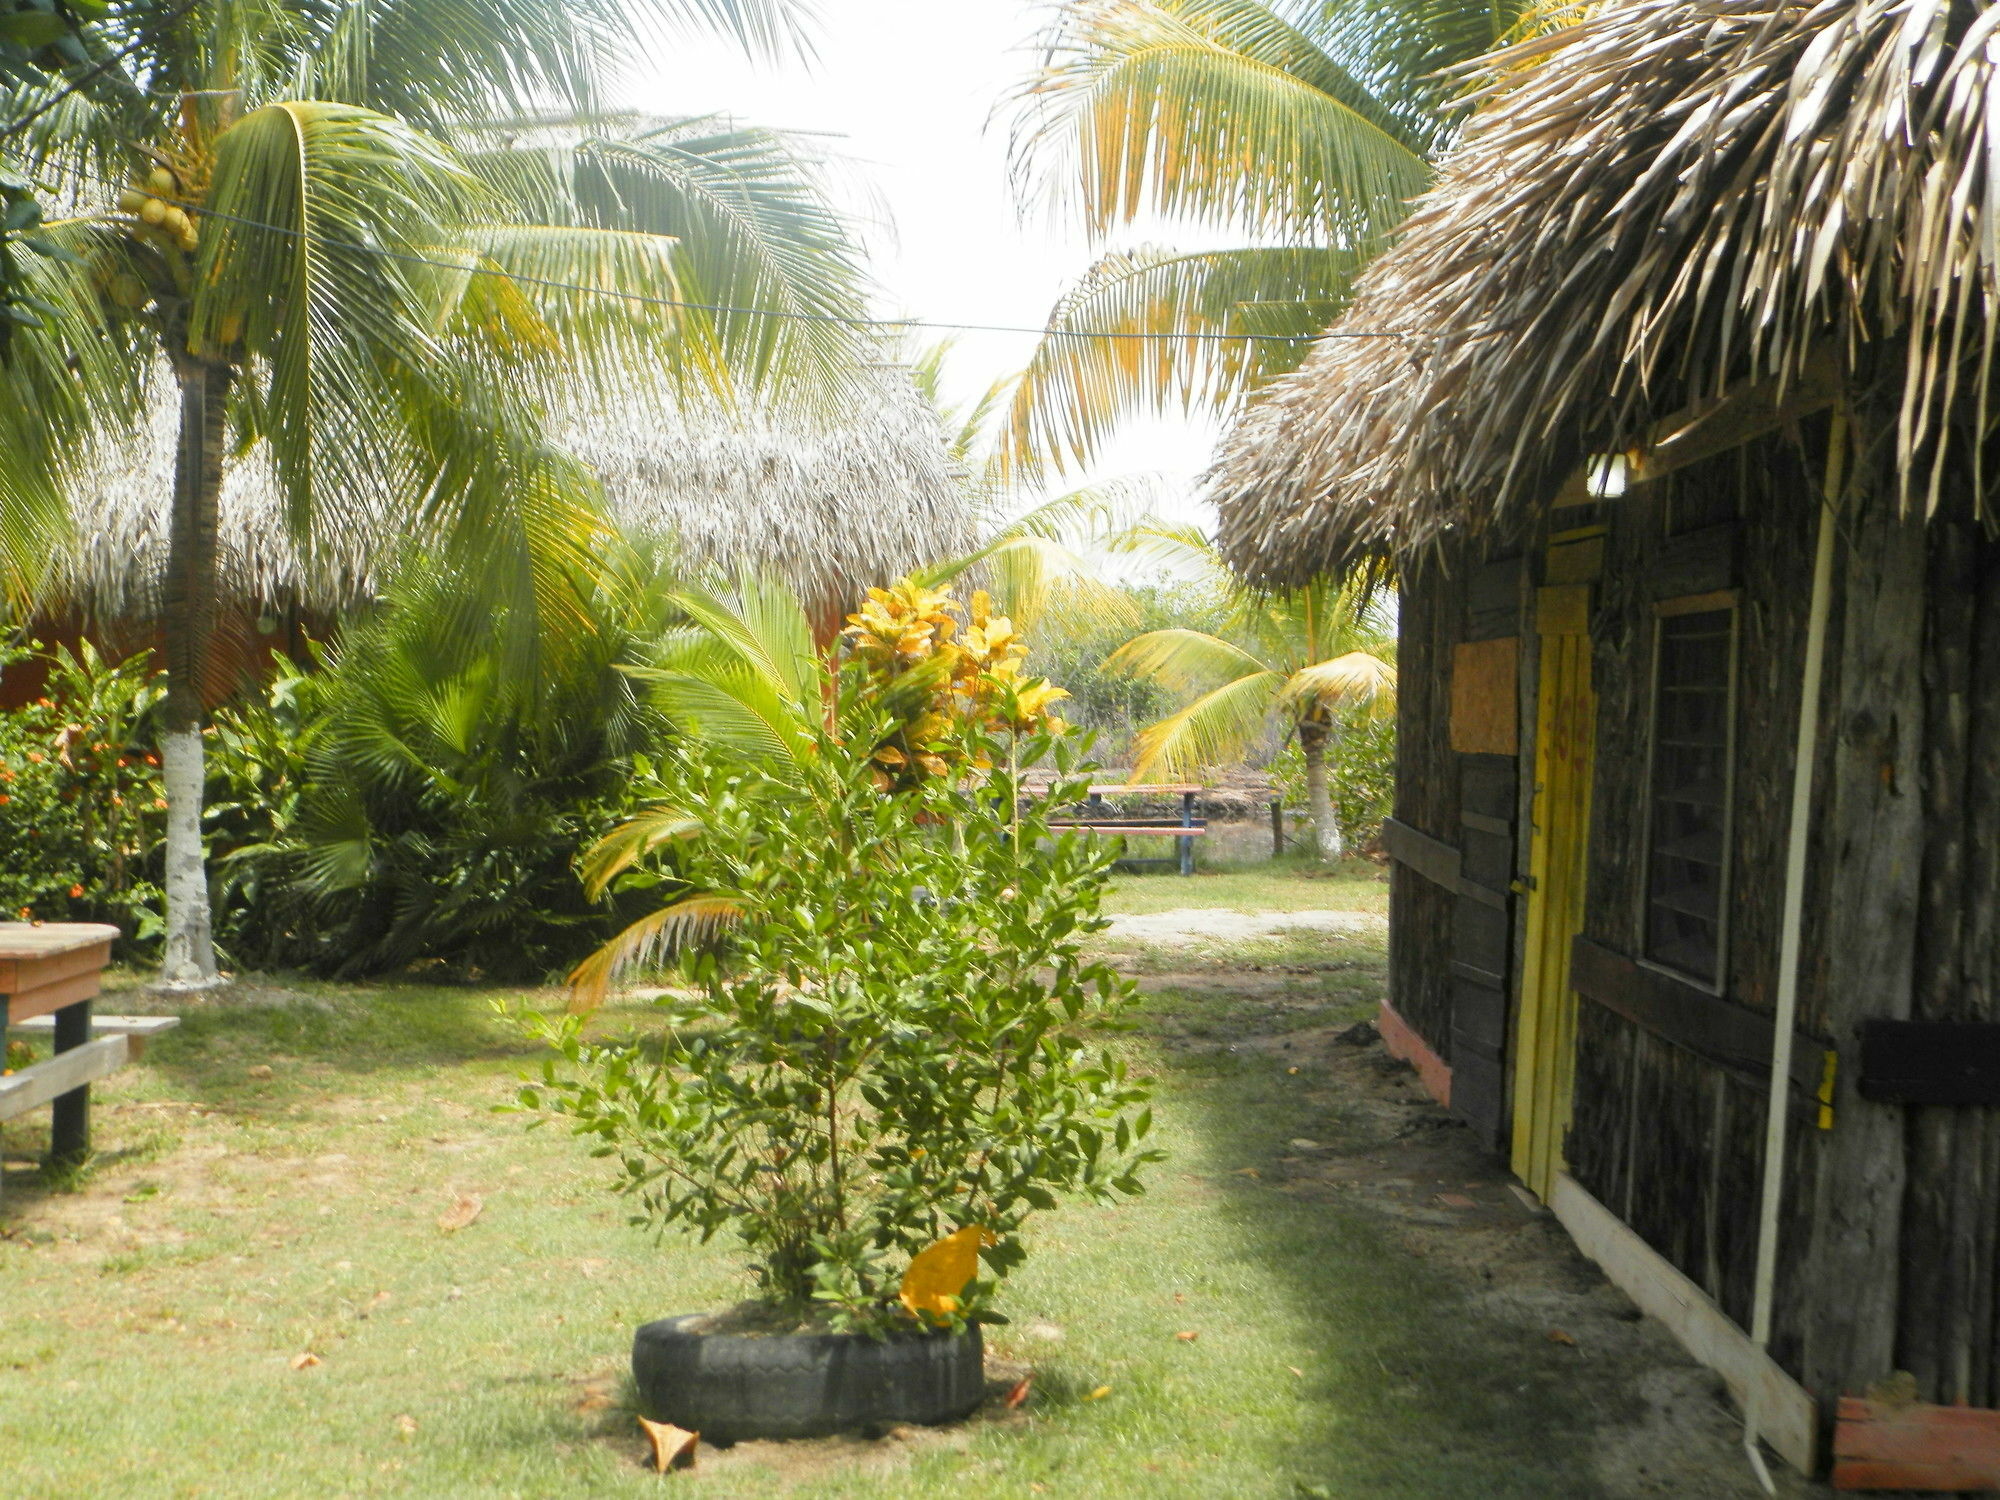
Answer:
xmin=156 ymin=355 xmax=232 ymax=990
xmin=157 ymin=723 xmax=217 ymax=987
xmin=1301 ymin=725 xmax=1344 ymax=862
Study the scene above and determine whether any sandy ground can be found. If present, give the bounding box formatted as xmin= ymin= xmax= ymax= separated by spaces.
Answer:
xmin=1136 ymin=937 xmax=1828 ymax=1500
xmin=1104 ymin=908 xmax=1386 ymax=945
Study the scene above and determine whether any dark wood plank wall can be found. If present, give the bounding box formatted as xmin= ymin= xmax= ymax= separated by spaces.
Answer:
xmin=1388 ymin=552 xmax=1468 ymax=1059
xmin=1894 ymin=503 xmax=2000 ymax=1407
xmin=1564 ymin=429 xmax=1829 ymax=1378
xmin=1386 ymin=535 xmax=1526 ymax=1149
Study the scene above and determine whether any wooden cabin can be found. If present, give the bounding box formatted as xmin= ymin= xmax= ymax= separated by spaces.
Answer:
xmin=1207 ymin=1 xmax=2000 ymax=1485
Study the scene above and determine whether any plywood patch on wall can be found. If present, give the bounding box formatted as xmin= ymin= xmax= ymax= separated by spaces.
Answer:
xmin=1451 ymin=638 xmax=1519 ymax=755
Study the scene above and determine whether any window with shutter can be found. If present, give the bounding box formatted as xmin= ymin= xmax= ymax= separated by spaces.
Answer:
xmin=1643 ymin=606 xmax=1736 ymax=986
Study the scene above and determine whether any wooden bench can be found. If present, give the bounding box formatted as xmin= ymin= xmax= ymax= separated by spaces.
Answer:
xmin=0 ymin=923 xmax=175 ymax=1186
xmin=1047 ymin=783 xmax=1208 ymax=876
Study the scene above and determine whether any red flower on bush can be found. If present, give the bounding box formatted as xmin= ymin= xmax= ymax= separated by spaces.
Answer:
xmin=67 ymin=885 xmax=83 ymax=899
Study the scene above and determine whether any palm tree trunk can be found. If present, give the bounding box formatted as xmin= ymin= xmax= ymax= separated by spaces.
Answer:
xmin=157 ymin=357 xmax=232 ymax=989
xmin=1299 ymin=719 xmax=1343 ymax=862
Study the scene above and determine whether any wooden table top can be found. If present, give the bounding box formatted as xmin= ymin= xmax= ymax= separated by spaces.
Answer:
xmin=0 ymin=923 xmax=122 ymax=960
xmin=1084 ymin=783 xmax=1204 ymax=795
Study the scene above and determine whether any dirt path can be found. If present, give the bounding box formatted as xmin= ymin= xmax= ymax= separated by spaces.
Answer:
xmin=1132 ymin=935 xmax=1827 ymax=1499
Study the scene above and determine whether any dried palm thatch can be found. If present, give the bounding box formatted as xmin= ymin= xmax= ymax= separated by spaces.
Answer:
xmin=1210 ymin=0 xmax=2000 ymax=587
xmin=46 ymin=364 xmax=972 ymax=626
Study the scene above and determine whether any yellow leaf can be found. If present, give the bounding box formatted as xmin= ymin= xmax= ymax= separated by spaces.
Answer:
xmin=1085 ymin=1385 xmax=1112 ymax=1401
xmin=899 ymin=1225 xmax=992 ymax=1322
xmin=437 ymin=1193 xmax=483 ymax=1232
xmin=637 ymin=1416 xmax=699 ymax=1472
xmin=289 ymin=1351 xmax=320 ymax=1370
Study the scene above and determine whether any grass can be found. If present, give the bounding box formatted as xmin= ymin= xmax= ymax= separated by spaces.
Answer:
xmin=1104 ymin=854 xmax=1390 ymax=918
xmin=0 ymin=919 xmax=1609 ymax=1498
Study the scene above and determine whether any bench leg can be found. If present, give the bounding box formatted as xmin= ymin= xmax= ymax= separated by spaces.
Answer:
xmin=48 ymin=999 xmax=90 ymax=1171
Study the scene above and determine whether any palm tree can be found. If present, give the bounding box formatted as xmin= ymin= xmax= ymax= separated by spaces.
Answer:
xmin=1004 ymin=0 xmax=1566 ymax=473
xmin=0 ymin=0 xmax=870 ymax=986
xmin=1103 ymin=530 xmax=1393 ymax=859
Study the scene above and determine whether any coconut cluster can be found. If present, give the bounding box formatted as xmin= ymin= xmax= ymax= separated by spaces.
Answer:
xmin=118 ymin=166 xmax=199 ymax=254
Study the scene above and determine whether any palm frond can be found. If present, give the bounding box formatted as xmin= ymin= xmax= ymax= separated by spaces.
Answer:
xmin=1103 ymin=627 xmax=1271 ymax=693
xmin=567 ymin=893 xmax=745 ymax=1011
xmin=1001 ymin=245 xmax=1357 ymax=474
xmin=578 ymin=808 xmax=706 ymax=898
xmin=1129 ymin=667 xmax=1284 ymax=779
xmin=1283 ymin=649 xmax=1397 ymax=717
xmin=1011 ymin=0 xmax=1433 ymax=243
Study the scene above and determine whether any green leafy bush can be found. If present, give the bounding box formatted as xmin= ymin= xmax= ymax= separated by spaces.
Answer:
xmin=522 ymin=611 xmax=1158 ymax=1332
xmin=219 ymin=577 xmax=664 ymax=980
xmin=0 ymin=640 xmax=166 ymax=942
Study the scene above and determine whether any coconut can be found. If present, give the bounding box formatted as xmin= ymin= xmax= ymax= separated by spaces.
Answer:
xmin=146 ymin=167 xmax=176 ymax=195
xmin=138 ymin=197 xmax=168 ymax=226
xmin=118 ymin=187 xmax=146 ymax=214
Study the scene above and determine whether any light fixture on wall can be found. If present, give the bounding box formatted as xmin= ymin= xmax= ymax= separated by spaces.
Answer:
xmin=1585 ymin=451 xmax=1633 ymax=499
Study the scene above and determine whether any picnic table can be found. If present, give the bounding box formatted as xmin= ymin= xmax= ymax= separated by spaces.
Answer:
xmin=0 ymin=923 xmax=176 ymax=1188
xmin=1048 ymin=782 xmax=1207 ymax=876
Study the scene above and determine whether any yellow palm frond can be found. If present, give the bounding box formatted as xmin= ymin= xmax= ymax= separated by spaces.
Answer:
xmin=1282 ymin=650 xmax=1397 ymax=718
xmin=567 ymin=895 xmax=746 ymax=1012
xmin=1129 ymin=668 xmax=1285 ymax=780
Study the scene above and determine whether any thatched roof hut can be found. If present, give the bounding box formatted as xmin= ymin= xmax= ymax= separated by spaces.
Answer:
xmin=52 ymin=363 xmax=973 ymax=627
xmin=1208 ymin=3 xmax=2000 ymax=1484
xmin=1210 ymin=0 xmax=1999 ymax=585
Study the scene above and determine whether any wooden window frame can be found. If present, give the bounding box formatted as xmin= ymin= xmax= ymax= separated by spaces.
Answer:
xmin=1636 ymin=590 xmax=1742 ymax=993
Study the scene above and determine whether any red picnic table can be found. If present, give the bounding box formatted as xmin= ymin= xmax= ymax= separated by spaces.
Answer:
xmin=0 ymin=923 xmax=176 ymax=1186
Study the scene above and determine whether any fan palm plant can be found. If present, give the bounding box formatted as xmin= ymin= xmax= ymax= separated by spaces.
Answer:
xmin=1104 ymin=529 xmax=1393 ymax=858
xmin=0 ymin=0 xmax=870 ymax=985
xmin=1005 ymin=0 xmax=1576 ymax=472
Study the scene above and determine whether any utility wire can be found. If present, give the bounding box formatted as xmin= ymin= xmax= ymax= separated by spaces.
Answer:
xmin=77 ymin=166 xmax=1392 ymax=345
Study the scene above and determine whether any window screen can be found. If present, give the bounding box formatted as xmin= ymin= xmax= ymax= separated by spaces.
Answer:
xmin=1644 ymin=608 xmax=1735 ymax=985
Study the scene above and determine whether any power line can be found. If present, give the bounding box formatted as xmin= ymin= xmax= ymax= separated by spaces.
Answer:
xmin=81 ymin=167 xmax=1391 ymax=346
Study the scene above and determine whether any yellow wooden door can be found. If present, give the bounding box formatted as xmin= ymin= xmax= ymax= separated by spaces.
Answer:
xmin=1511 ymin=581 xmax=1597 ymax=1200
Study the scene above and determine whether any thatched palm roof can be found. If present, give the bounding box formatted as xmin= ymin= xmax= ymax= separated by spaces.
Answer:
xmin=56 ymin=365 xmax=973 ymax=624
xmin=1210 ymin=0 xmax=2000 ymax=587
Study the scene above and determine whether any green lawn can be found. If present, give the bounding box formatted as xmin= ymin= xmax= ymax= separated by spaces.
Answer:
xmin=0 ymin=929 xmax=1611 ymax=1499
xmin=1103 ymin=855 xmax=1390 ymax=917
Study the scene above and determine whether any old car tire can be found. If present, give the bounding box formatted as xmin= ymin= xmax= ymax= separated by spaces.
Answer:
xmin=631 ymin=1315 xmax=985 ymax=1443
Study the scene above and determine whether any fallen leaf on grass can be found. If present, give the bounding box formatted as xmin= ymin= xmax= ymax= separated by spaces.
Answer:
xmin=437 ymin=1194 xmax=483 ymax=1233
xmin=575 ymin=1380 xmax=618 ymax=1415
xmin=288 ymin=1351 xmax=320 ymax=1370
xmin=637 ymin=1416 xmax=699 ymax=1472
xmin=1085 ymin=1385 xmax=1112 ymax=1401
xmin=1175 ymin=1331 xmax=1199 ymax=1343
xmin=393 ymin=1414 xmax=417 ymax=1440
xmin=1286 ymin=1366 xmax=1304 ymax=1378
xmin=1546 ymin=1329 xmax=1577 ymax=1347
xmin=1002 ymin=1376 xmax=1033 ymax=1410
xmin=1231 ymin=1167 xmax=1262 ymax=1180
xmin=246 ymin=1065 xmax=274 ymax=1080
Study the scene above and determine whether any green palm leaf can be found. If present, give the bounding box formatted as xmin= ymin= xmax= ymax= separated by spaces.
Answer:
xmin=1129 ymin=667 xmax=1285 ymax=779
xmin=1002 ymin=244 xmax=1356 ymax=473
xmin=1012 ymin=0 xmax=1432 ymax=243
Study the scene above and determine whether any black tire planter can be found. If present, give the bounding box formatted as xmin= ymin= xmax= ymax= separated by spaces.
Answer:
xmin=631 ymin=1314 xmax=985 ymax=1444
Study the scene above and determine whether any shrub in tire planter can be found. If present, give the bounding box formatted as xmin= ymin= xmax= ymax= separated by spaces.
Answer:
xmin=520 ymin=582 xmax=1160 ymax=1442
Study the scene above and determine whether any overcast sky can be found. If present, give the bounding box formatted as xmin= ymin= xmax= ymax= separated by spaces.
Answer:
xmin=627 ymin=0 xmax=1231 ymax=525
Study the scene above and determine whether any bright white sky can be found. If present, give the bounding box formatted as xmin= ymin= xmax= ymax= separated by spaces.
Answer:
xmin=626 ymin=0 xmax=1231 ymax=527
